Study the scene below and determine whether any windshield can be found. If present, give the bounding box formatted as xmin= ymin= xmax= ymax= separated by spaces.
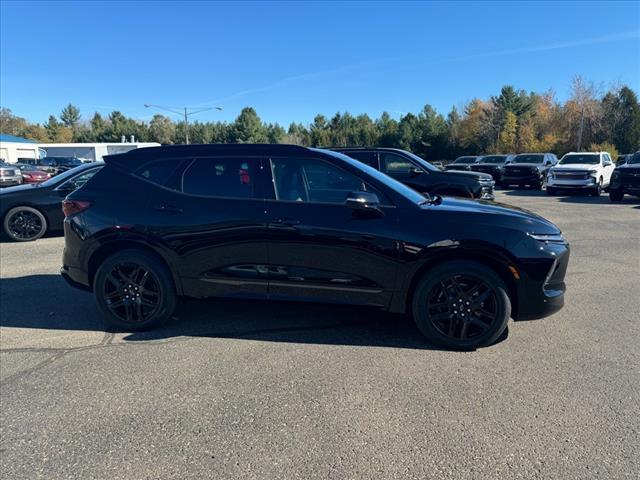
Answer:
xmin=314 ymin=149 xmax=428 ymax=205
xmin=559 ymin=154 xmax=600 ymax=165
xmin=512 ymin=154 xmax=544 ymax=164
xmin=479 ymin=155 xmax=508 ymax=164
xmin=39 ymin=164 xmax=102 ymax=187
xmin=628 ymin=153 xmax=640 ymax=164
xmin=454 ymin=156 xmax=477 ymax=164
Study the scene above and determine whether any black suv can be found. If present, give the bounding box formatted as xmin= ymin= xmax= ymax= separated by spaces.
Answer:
xmin=470 ymin=154 xmax=515 ymax=181
xmin=333 ymin=148 xmax=495 ymax=200
xmin=609 ymin=151 xmax=640 ymax=201
xmin=61 ymin=144 xmax=569 ymax=350
xmin=38 ymin=157 xmax=83 ymax=176
xmin=500 ymin=153 xmax=558 ymax=189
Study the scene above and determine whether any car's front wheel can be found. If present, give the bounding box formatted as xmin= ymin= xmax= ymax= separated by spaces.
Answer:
xmin=411 ymin=261 xmax=510 ymax=350
xmin=94 ymin=249 xmax=177 ymax=331
xmin=591 ymin=178 xmax=603 ymax=196
xmin=3 ymin=206 xmax=48 ymax=242
xmin=609 ymin=189 xmax=624 ymax=202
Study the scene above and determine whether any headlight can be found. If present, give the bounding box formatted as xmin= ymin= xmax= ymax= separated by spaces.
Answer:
xmin=528 ymin=233 xmax=567 ymax=244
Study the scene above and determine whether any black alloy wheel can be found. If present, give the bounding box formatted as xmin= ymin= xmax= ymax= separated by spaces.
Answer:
xmin=94 ymin=250 xmax=177 ymax=330
xmin=412 ymin=261 xmax=510 ymax=349
xmin=3 ymin=206 xmax=47 ymax=241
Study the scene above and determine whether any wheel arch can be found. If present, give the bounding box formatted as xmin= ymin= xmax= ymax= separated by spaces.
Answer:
xmin=87 ymin=239 xmax=182 ymax=294
xmin=400 ymin=249 xmax=519 ymax=319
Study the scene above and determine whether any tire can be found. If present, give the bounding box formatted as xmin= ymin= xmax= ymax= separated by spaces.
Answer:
xmin=609 ymin=189 xmax=624 ymax=202
xmin=3 ymin=206 xmax=48 ymax=242
xmin=411 ymin=260 xmax=510 ymax=350
xmin=546 ymin=187 xmax=557 ymax=196
xmin=539 ymin=176 xmax=547 ymax=191
xmin=94 ymin=249 xmax=177 ymax=331
xmin=591 ymin=178 xmax=602 ymax=196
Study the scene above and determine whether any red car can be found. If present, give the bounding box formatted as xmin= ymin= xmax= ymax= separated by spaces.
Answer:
xmin=15 ymin=163 xmax=51 ymax=183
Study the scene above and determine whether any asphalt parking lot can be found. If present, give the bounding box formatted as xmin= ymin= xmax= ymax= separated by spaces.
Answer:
xmin=1 ymin=190 xmax=639 ymax=479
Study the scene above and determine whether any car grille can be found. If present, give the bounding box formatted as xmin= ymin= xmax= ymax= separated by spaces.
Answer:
xmin=553 ymin=171 xmax=589 ymax=180
xmin=619 ymin=169 xmax=640 ymax=186
xmin=504 ymin=167 xmax=533 ymax=175
xmin=0 ymin=169 xmax=17 ymax=177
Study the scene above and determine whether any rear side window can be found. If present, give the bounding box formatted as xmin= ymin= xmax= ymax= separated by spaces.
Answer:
xmin=182 ymin=157 xmax=256 ymax=198
xmin=136 ymin=159 xmax=186 ymax=190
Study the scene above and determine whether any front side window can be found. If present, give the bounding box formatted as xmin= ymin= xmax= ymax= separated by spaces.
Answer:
xmin=271 ymin=157 xmax=382 ymax=204
xmin=182 ymin=157 xmax=256 ymax=198
xmin=380 ymin=153 xmax=414 ymax=174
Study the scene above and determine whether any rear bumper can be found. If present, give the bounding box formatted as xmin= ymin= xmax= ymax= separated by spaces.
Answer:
xmin=61 ymin=265 xmax=91 ymax=292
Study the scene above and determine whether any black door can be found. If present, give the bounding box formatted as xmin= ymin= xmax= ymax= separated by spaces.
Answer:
xmin=143 ymin=156 xmax=270 ymax=300
xmin=264 ymin=156 xmax=401 ymax=308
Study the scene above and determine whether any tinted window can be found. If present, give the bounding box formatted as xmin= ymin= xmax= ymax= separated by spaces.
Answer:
xmin=271 ymin=157 xmax=384 ymax=204
xmin=380 ymin=153 xmax=414 ymax=174
xmin=480 ymin=155 xmax=508 ymax=164
xmin=182 ymin=157 xmax=256 ymax=198
xmin=513 ymin=154 xmax=544 ymax=164
xmin=344 ymin=151 xmax=378 ymax=168
xmin=136 ymin=159 xmax=185 ymax=189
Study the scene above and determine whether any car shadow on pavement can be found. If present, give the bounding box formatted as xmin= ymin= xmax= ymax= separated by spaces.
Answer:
xmin=0 ymin=274 xmax=502 ymax=351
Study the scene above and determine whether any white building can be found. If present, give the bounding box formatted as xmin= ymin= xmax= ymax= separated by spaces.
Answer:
xmin=0 ymin=134 xmax=44 ymax=163
xmin=38 ymin=141 xmax=160 ymax=163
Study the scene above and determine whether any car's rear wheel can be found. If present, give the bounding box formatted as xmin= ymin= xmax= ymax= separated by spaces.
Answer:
xmin=94 ymin=249 xmax=177 ymax=330
xmin=3 ymin=206 xmax=47 ymax=242
xmin=411 ymin=261 xmax=510 ymax=350
xmin=609 ymin=189 xmax=624 ymax=201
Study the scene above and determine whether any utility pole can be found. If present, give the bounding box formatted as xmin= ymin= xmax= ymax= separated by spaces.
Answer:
xmin=144 ymin=104 xmax=223 ymax=145
xmin=184 ymin=107 xmax=189 ymax=145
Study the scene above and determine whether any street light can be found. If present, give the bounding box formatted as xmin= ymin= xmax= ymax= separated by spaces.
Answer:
xmin=144 ymin=104 xmax=223 ymax=145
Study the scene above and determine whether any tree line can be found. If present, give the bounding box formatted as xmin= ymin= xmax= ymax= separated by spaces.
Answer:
xmin=1 ymin=77 xmax=638 ymax=162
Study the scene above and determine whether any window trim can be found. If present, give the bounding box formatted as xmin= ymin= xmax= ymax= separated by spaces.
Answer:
xmin=54 ymin=167 xmax=102 ymax=191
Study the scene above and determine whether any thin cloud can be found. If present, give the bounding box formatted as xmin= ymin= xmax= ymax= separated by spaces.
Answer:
xmin=198 ymin=30 xmax=639 ymax=107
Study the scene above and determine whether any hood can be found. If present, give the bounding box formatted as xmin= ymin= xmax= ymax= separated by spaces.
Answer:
xmin=617 ymin=163 xmax=640 ymax=171
xmin=422 ymin=196 xmax=560 ymax=235
xmin=444 ymin=169 xmax=493 ymax=181
xmin=553 ymin=163 xmax=598 ymax=171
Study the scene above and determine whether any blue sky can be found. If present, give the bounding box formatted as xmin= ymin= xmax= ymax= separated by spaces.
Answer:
xmin=1 ymin=1 xmax=639 ymax=126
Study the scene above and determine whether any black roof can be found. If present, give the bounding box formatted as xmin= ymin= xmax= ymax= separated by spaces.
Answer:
xmin=106 ymin=143 xmax=313 ymax=161
xmin=330 ymin=147 xmax=408 ymax=154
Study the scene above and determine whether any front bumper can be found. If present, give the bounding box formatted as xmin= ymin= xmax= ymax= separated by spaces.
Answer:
xmin=512 ymin=237 xmax=570 ymax=321
xmin=0 ymin=176 xmax=23 ymax=186
xmin=480 ymin=184 xmax=495 ymax=200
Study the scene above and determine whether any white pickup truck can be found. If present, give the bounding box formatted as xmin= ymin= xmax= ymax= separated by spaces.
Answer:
xmin=546 ymin=152 xmax=615 ymax=196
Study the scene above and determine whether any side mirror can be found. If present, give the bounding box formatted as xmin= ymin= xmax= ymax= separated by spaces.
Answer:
xmin=345 ymin=191 xmax=383 ymax=217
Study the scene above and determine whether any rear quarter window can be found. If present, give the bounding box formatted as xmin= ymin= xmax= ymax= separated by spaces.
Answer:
xmin=135 ymin=159 xmax=188 ymax=191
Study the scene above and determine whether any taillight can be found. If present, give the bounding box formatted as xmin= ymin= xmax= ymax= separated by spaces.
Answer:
xmin=62 ymin=200 xmax=91 ymax=217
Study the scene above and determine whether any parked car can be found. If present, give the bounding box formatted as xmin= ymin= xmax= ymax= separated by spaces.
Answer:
xmin=500 ymin=153 xmax=558 ymax=189
xmin=469 ymin=154 xmax=516 ymax=181
xmin=609 ymin=151 xmax=640 ymax=201
xmin=546 ymin=152 xmax=615 ymax=196
xmin=616 ymin=154 xmax=631 ymax=166
xmin=15 ymin=163 xmax=51 ymax=183
xmin=0 ymin=162 xmax=103 ymax=241
xmin=37 ymin=156 xmax=83 ymax=176
xmin=334 ymin=148 xmax=495 ymax=200
xmin=0 ymin=163 xmax=23 ymax=187
xmin=444 ymin=156 xmax=481 ymax=171
xmin=61 ymin=144 xmax=569 ymax=350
